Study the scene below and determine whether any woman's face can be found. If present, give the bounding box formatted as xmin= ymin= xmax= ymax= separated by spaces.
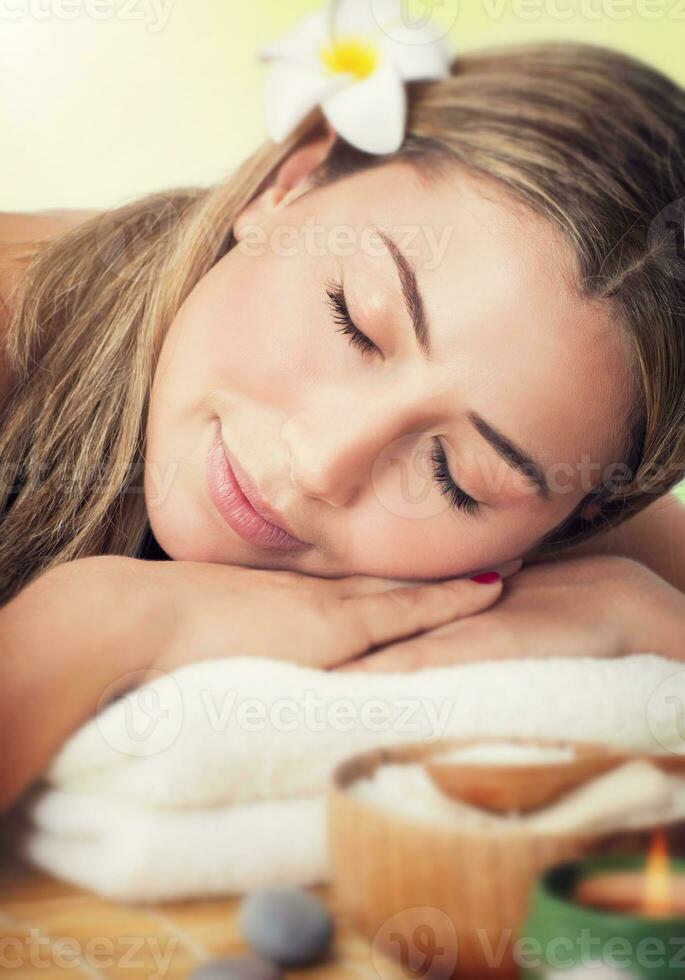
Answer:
xmin=145 ymin=158 xmax=633 ymax=580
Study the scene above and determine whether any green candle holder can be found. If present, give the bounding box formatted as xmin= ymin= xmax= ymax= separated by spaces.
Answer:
xmin=519 ymin=855 xmax=685 ymax=979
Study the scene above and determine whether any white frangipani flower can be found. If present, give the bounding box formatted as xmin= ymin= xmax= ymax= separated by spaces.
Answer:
xmin=260 ymin=0 xmax=454 ymax=155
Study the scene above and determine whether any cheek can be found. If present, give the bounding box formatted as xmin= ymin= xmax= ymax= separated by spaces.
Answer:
xmin=152 ymin=244 xmax=359 ymax=431
xmin=340 ymin=490 xmax=565 ymax=579
xmin=188 ymin=251 xmax=331 ymax=407
xmin=142 ymin=250 xmax=338 ymax=561
xmin=338 ymin=505 xmax=495 ymax=579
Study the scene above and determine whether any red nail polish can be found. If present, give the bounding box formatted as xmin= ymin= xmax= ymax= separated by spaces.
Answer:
xmin=470 ymin=571 xmax=502 ymax=584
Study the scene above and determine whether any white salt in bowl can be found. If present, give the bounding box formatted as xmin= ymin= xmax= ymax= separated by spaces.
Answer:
xmin=327 ymin=738 xmax=685 ymax=980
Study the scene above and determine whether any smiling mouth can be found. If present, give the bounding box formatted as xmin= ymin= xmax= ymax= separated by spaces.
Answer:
xmin=206 ymin=417 xmax=309 ymax=551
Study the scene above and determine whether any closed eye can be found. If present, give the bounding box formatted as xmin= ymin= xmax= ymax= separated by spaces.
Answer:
xmin=430 ymin=439 xmax=480 ymax=517
xmin=325 ymin=280 xmax=381 ymax=359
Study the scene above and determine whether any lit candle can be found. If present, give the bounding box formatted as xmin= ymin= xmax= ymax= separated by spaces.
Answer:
xmin=520 ymin=839 xmax=685 ymax=980
xmin=574 ymin=831 xmax=685 ymax=918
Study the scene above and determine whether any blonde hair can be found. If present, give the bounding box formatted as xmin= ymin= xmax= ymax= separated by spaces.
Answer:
xmin=1 ymin=40 xmax=684 ymax=603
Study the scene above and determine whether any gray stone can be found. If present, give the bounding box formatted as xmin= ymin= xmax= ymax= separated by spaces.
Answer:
xmin=191 ymin=954 xmax=282 ymax=980
xmin=238 ymin=885 xmax=334 ymax=967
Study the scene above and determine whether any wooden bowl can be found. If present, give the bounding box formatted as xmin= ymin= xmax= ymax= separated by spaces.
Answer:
xmin=328 ymin=739 xmax=685 ymax=980
xmin=424 ymin=737 xmax=629 ymax=814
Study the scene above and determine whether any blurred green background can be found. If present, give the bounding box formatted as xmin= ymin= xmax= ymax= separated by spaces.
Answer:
xmin=2 ymin=0 xmax=684 ymax=211
xmin=1 ymin=0 xmax=683 ymax=502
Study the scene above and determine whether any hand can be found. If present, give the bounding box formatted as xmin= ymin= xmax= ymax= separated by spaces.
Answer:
xmin=336 ymin=555 xmax=685 ymax=672
xmin=148 ymin=558 xmax=508 ymax=678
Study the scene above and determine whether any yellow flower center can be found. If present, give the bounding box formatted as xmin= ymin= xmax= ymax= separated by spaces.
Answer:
xmin=320 ymin=37 xmax=379 ymax=80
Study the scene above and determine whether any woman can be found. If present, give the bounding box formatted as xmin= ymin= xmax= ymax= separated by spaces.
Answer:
xmin=1 ymin=40 xmax=684 ymax=813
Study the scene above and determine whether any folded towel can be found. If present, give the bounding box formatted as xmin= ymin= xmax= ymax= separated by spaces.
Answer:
xmin=4 ymin=652 xmax=683 ymax=903
xmin=8 ymin=791 xmax=327 ymax=901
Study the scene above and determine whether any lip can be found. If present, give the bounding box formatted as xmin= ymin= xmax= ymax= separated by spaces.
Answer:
xmin=206 ymin=418 xmax=308 ymax=551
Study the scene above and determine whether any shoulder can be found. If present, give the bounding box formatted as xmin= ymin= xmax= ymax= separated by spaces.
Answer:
xmin=0 ymin=209 xmax=101 ymax=398
xmin=0 ymin=209 xmax=101 ymax=246
xmin=0 ymin=208 xmax=102 ymax=312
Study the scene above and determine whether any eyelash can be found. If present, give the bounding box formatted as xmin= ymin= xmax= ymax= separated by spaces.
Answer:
xmin=325 ymin=280 xmax=380 ymax=358
xmin=324 ymin=280 xmax=479 ymax=517
xmin=430 ymin=441 xmax=480 ymax=517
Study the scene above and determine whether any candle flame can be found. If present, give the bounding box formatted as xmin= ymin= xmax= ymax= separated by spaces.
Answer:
xmin=644 ymin=829 xmax=672 ymax=917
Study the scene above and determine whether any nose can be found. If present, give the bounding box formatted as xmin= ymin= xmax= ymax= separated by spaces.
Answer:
xmin=281 ymin=387 xmax=434 ymax=508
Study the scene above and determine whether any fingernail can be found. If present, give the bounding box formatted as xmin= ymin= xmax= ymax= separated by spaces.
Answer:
xmin=470 ymin=571 xmax=502 ymax=584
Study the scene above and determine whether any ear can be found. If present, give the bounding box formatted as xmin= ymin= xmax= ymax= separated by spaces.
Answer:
xmin=233 ymin=124 xmax=337 ymax=242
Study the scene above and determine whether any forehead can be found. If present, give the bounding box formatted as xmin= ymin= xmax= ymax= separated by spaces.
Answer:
xmin=309 ymin=160 xmax=635 ymax=484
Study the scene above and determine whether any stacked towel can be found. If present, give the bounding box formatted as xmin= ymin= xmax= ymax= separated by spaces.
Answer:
xmin=3 ymin=652 xmax=684 ymax=903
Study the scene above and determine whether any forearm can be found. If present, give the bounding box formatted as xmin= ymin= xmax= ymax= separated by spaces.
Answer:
xmin=545 ymin=490 xmax=685 ymax=594
xmin=0 ymin=555 xmax=171 ymax=813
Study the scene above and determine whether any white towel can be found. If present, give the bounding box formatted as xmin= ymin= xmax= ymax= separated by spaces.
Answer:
xmin=3 ymin=652 xmax=683 ymax=903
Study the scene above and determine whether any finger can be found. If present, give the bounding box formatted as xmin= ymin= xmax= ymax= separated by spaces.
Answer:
xmin=329 ymin=558 xmax=524 ymax=599
xmin=336 ymin=623 xmax=499 ymax=673
xmin=339 ymin=575 xmax=503 ymax=657
xmin=327 ymin=573 xmax=435 ymax=598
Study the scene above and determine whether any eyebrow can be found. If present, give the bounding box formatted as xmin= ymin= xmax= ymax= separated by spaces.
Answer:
xmin=468 ymin=412 xmax=551 ymax=500
xmin=378 ymin=227 xmax=551 ymax=501
xmin=377 ymin=228 xmax=431 ymax=356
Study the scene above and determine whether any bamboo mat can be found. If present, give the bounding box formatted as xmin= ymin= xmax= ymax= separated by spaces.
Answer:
xmin=0 ymin=851 xmax=394 ymax=980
